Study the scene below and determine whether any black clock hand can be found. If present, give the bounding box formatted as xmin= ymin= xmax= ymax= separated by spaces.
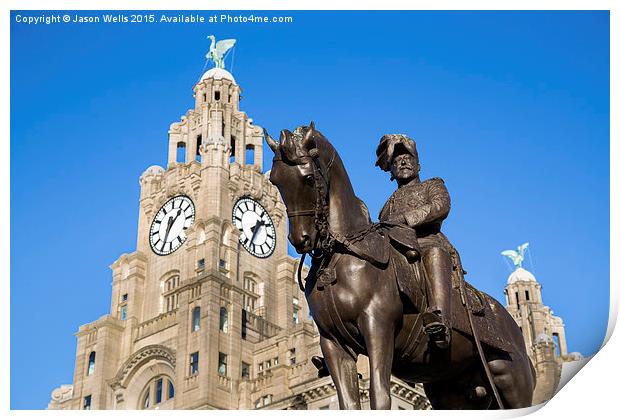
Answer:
xmin=250 ymin=220 xmax=265 ymax=244
xmin=162 ymin=210 xmax=181 ymax=244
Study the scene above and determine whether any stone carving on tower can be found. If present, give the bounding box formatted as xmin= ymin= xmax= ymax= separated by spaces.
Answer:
xmin=502 ymin=243 xmax=582 ymax=405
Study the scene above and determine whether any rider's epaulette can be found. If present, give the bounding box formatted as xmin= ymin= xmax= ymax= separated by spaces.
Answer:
xmin=424 ymin=177 xmax=446 ymax=185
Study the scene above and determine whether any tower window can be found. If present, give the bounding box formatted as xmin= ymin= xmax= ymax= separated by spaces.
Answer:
xmin=241 ymin=362 xmax=250 ymax=380
xmin=245 ymin=145 xmax=255 ymax=165
xmin=83 ymin=395 xmax=92 ymax=410
xmin=122 ymin=293 xmax=128 ymax=302
xmin=87 ymin=351 xmax=96 ymax=376
xmin=168 ymin=380 xmax=175 ymax=399
xmin=142 ymin=389 xmax=150 ymax=409
xmin=241 ymin=309 xmax=247 ymax=339
xmin=197 ymin=258 xmax=205 ymax=270
xmin=292 ymin=297 xmax=300 ymax=325
xmin=218 ymin=352 xmax=228 ymax=376
xmin=219 ymin=307 xmax=229 ymax=333
xmin=214 ymin=91 xmax=221 ymax=101
xmin=202 ymin=93 xmax=207 ymax=102
xmin=155 ymin=378 xmax=163 ymax=404
xmin=196 ymin=134 xmax=202 ymax=162
xmin=514 ymin=292 xmax=520 ymax=309
xmin=230 ymin=136 xmax=236 ymax=163
xmin=120 ymin=305 xmax=127 ymax=320
xmin=176 ymin=142 xmax=186 ymax=163
xmin=219 ymin=259 xmax=226 ymax=268
xmin=525 ymin=290 xmax=530 ymax=301
xmin=189 ymin=352 xmax=199 ymax=375
xmin=192 ymin=306 xmax=201 ymax=332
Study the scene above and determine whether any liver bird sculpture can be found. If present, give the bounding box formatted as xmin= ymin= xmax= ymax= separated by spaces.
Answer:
xmin=206 ymin=35 xmax=236 ymax=69
xmin=501 ymin=242 xmax=530 ymax=269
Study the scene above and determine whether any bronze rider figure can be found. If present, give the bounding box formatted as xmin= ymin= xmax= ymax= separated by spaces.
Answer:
xmin=376 ymin=134 xmax=456 ymax=349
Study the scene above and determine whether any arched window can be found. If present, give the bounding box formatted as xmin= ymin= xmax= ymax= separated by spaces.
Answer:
xmin=87 ymin=351 xmax=96 ymax=376
xmin=196 ymin=134 xmax=202 ymax=162
xmin=192 ymin=307 xmax=201 ymax=332
xmin=176 ymin=142 xmax=186 ymax=163
xmin=219 ymin=307 xmax=228 ymax=333
xmin=140 ymin=376 xmax=175 ymax=409
xmin=245 ymin=145 xmax=255 ymax=165
xmin=230 ymin=136 xmax=236 ymax=163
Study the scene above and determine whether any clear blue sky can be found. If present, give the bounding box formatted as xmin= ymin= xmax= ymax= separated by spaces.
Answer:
xmin=10 ymin=10 xmax=609 ymax=409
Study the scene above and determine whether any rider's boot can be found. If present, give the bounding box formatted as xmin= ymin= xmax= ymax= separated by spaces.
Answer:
xmin=422 ymin=248 xmax=453 ymax=349
xmin=422 ymin=310 xmax=451 ymax=349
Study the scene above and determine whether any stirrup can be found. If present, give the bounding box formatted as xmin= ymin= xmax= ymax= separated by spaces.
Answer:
xmin=422 ymin=312 xmax=451 ymax=349
xmin=311 ymin=356 xmax=330 ymax=378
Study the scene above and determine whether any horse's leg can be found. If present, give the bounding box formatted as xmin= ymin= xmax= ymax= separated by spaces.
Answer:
xmin=487 ymin=355 xmax=535 ymax=408
xmin=359 ymin=314 xmax=395 ymax=409
xmin=320 ymin=335 xmax=361 ymax=409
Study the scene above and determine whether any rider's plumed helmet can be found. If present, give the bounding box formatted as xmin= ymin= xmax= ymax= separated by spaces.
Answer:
xmin=375 ymin=134 xmax=418 ymax=172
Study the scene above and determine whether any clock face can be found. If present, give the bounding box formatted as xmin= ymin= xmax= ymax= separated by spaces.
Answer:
xmin=149 ymin=195 xmax=196 ymax=256
xmin=232 ymin=197 xmax=276 ymax=258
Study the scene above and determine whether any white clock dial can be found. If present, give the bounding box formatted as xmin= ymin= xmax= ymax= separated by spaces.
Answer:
xmin=232 ymin=197 xmax=276 ymax=258
xmin=149 ymin=195 xmax=195 ymax=256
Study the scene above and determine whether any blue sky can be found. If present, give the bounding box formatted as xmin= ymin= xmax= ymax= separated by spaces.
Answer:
xmin=10 ymin=10 xmax=609 ymax=409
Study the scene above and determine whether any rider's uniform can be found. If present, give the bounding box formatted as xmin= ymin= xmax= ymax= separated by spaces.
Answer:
xmin=379 ymin=177 xmax=453 ymax=255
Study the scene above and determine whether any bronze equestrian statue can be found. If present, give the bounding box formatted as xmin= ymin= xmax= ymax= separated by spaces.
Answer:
xmin=266 ymin=124 xmax=535 ymax=410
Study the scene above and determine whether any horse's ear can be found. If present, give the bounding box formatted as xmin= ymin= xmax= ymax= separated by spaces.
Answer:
xmin=302 ymin=126 xmax=317 ymax=153
xmin=309 ymin=121 xmax=315 ymax=130
xmin=264 ymin=129 xmax=278 ymax=153
xmin=280 ymin=129 xmax=292 ymax=143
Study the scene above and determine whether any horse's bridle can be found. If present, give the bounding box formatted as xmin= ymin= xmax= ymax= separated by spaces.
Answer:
xmin=275 ymin=147 xmax=337 ymax=291
xmin=290 ymin=148 xmax=336 ymax=247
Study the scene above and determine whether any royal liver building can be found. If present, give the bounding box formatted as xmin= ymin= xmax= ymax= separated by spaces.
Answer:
xmin=48 ymin=43 xmax=577 ymax=410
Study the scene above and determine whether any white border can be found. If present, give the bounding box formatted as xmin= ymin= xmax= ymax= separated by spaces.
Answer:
xmin=3 ymin=1 xmax=616 ymax=418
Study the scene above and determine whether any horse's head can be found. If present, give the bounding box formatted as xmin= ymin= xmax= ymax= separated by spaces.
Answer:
xmin=266 ymin=122 xmax=335 ymax=254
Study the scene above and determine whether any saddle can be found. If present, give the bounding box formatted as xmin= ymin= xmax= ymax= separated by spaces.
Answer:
xmin=335 ymin=222 xmax=424 ymax=312
xmin=336 ymin=224 xmax=513 ymax=353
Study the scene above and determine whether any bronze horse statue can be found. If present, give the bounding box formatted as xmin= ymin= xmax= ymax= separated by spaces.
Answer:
xmin=266 ymin=124 xmax=535 ymax=410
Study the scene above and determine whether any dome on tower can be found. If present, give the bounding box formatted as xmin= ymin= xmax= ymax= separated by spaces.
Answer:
xmin=507 ymin=267 xmax=537 ymax=284
xmin=142 ymin=165 xmax=164 ymax=176
xmin=534 ymin=333 xmax=554 ymax=344
xmin=199 ymin=68 xmax=236 ymax=84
